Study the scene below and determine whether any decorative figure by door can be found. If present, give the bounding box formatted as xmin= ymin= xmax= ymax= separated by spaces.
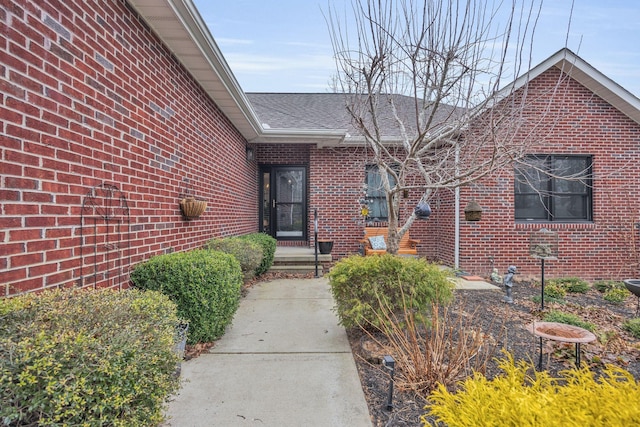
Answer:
xmin=80 ymin=183 xmax=131 ymax=289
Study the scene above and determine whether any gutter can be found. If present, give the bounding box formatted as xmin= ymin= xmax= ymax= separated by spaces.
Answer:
xmin=252 ymin=128 xmax=348 ymax=147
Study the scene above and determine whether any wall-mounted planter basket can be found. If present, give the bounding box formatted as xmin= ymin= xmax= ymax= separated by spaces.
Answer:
xmin=179 ymin=197 xmax=207 ymax=219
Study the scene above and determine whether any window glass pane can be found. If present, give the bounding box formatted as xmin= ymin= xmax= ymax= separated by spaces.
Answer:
xmin=553 ymin=157 xmax=590 ymax=193
xmin=515 ymin=194 xmax=548 ymax=219
xmin=554 ymin=195 xmax=587 ymax=220
xmin=367 ymin=199 xmax=387 ymax=220
xmin=365 ymin=165 xmax=396 ymax=220
xmin=514 ymin=155 xmax=591 ymax=222
xmin=554 ymin=177 xmax=588 ymax=194
xmin=515 ymin=167 xmax=548 ymax=193
xmin=366 ymin=170 xmax=385 ymax=197
xmin=276 ymin=170 xmax=303 ymax=203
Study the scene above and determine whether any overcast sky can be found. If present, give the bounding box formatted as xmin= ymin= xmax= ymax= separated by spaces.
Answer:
xmin=193 ymin=0 xmax=640 ymax=98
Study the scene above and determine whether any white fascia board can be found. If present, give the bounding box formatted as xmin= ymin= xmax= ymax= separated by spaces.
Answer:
xmin=167 ymin=0 xmax=264 ymax=136
xmin=488 ymin=48 xmax=640 ymax=125
xmin=129 ymin=0 xmax=263 ymax=139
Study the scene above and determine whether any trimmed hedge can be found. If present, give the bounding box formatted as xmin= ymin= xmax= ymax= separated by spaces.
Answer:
xmin=205 ymin=237 xmax=263 ymax=280
xmin=130 ymin=249 xmax=242 ymax=344
xmin=238 ymin=232 xmax=276 ymax=276
xmin=328 ymin=254 xmax=454 ymax=329
xmin=0 ymin=288 xmax=181 ymax=426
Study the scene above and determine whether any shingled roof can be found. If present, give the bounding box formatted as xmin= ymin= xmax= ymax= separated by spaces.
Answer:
xmin=246 ymin=92 xmax=462 ymax=142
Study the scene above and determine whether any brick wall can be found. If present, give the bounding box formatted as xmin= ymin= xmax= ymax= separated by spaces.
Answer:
xmin=308 ymin=68 xmax=640 ymax=282
xmin=1 ymin=0 xmax=258 ymax=296
xmin=456 ymin=68 xmax=640 ymax=281
xmin=309 ymin=146 xmax=437 ymax=257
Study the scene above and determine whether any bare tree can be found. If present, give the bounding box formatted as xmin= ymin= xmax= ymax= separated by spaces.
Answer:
xmin=326 ymin=0 xmax=567 ymax=254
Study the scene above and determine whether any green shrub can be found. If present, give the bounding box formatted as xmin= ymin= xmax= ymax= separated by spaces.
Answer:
xmin=544 ymin=282 xmax=567 ymax=299
xmin=0 ymin=288 xmax=181 ymax=426
xmin=238 ymin=232 xmax=276 ymax=276
xmin=327 ymin=254 xmax=454 ymax=329
xmin=532 ymin=295 xmax=566 ymax=305
xmin=131 ymin=249 xmax=242 ymax=344
xmin=548 ymin=277 xmax=590 ymax=293
xmin=425 ymin=355 xmax=640 ymax=426
xmin=604 ymin=287 xmax=630 ymax=304
xmin=205 ymin=237 xmax=263 ymax=280
xmin=594 ymin=280 xmax=622 ymax=293
xmin=542 ymin=310 xmax=596 ymax=332
xmin=623 ymin=318 xmax=640 ymax=339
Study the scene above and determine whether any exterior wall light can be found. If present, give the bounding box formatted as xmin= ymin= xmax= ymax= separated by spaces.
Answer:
xmin=246 ymin=145 xmax=255 ymax=162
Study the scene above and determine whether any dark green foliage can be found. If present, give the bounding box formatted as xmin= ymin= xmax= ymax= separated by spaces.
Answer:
xmin=548 ymin=277 xmax=590 ymax=293
xmin=327 ymin=254 xmax=454 ymax=329
xmin=0 ymin=288 xmax=181 ymax=426
xmin=205 ymin=237 xmax=263 ymax=280
xmin=542 ymin=310 xmax=596 ymax=332
xmin=131 ymin=249 xmax=242 ymax=344
xmin=623 ymin=318 xmax=640 ymax=339
xmin=238 ymin=232 xmax=276 ymax=276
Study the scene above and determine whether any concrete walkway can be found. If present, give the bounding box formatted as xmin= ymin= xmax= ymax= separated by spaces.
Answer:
xmin=162 ymin=278 xmax=372 ymax=427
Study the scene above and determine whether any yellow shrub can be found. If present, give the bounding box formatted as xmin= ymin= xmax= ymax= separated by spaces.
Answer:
xmin=424 ymin=354 xmax=640 ymax=426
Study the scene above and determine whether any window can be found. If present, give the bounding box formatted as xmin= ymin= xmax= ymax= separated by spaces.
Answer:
xmin=515 ymin=155 xmax=592 ymax=222
xmin=365 ymin=164 xmax=396 ymax=221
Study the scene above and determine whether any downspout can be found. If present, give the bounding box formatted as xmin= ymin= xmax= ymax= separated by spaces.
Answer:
xmin=454 ymin=145 xmax=460 ymax=270
xmin=454 ymin=186 xmax=460 ymax=270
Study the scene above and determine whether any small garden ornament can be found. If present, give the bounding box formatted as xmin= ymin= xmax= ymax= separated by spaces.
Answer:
xmin=490 ymin=268 xmax=502 ymax=285
xmin=502 ymin=265 xmax=517 ymax=303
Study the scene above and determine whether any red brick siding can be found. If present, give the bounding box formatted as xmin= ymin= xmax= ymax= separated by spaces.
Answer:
xmin=1 ymin=0 xmax=258 ymax=296
xmin=455 ymin=68 xmax=640 ymax=281
xmin=309 ymin=146 xmax=435 ymax=257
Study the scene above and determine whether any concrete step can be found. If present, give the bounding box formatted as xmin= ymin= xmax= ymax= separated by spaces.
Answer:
xmin=269 ymin=264 xmax=325 ymax=276
xmin=269 ymin=247 xmax=332 ymax=276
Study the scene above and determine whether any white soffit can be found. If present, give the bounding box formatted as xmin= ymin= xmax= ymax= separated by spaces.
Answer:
xmin=127 ymin=0 xmax=262 ymax=140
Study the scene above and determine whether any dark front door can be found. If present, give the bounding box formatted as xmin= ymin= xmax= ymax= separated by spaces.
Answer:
xmin=260 ymin=166 xmax=307 ymax=241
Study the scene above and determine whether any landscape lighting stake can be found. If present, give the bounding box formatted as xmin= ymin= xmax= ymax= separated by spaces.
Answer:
xmin=383 ymin=355 xmax=395 ymax=411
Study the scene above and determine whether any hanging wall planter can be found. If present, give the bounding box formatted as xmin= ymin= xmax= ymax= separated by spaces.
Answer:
xmin=179 ymin=197 xmax=207 ymax=219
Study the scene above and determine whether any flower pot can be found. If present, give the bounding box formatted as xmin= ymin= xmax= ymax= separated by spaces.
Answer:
xmin=179 ymin=197 xmax=207 ymax=219
xmin=318 ymin=240 xmax=333 ymax=254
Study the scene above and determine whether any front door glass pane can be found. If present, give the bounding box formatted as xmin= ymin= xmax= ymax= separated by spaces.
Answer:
xmin=275 ymin=169 xmax=304 ymax=237
xmin=262 ymin=171 xmax=270 ymax=233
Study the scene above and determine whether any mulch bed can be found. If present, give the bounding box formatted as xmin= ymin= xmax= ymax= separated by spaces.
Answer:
xmin=349 ymin=282 xmax=640 ymax=426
